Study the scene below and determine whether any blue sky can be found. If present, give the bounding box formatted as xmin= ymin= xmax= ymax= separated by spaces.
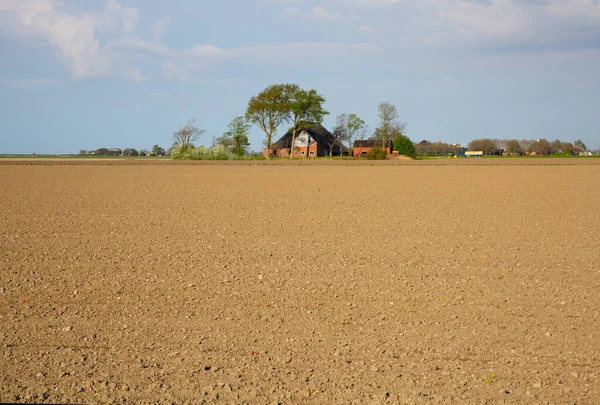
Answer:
xmin=1 ymin=0 xmax=599 ymax=154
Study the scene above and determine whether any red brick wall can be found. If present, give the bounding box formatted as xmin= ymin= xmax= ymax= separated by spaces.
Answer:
xmin=265 ymin=142 xmax=319 ymax=158
xmin=353 ymin=146 xmax=391 ymax=158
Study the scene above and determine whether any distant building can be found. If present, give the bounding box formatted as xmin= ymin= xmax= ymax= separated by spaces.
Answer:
xmin=353 ymin=140 xmax=393 ymax=158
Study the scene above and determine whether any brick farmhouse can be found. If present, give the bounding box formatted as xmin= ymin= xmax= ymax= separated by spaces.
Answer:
xmin=264 ymin=122 xmax=348 ymax=158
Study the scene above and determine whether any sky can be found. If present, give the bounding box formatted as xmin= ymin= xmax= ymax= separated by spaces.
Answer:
xmin=1 ymin=0 xmax=599 ymax=154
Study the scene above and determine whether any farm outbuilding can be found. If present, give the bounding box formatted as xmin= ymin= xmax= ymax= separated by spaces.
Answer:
xmin=353 ymin=140 xmax=393 ymax=158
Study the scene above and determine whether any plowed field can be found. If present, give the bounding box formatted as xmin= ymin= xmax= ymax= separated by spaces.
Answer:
xmin=1 ymin=161 xmax=599 ymax=404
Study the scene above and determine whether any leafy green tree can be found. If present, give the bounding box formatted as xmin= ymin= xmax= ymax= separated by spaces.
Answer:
xmin=574 ymin=139 xmax=587 ymax=151
xmin=221 ymin=116 xmax=251 ymax=156
xmin=288 ymin=88 xmax=329 ymax=158
xmin=347 ymin=114 xmax=366 ymax=154
xmin=393 ymin=133 xmax=416 ymax=157
xmin=561 ymin=142 xmax=574 ymax=155
xmin=334 ymin=113 xmax=365 ymax=156
xmin=246 ymin=84 xmax=297 ymax=159
xmin=152 ymin=145 xmax=166 ymax=156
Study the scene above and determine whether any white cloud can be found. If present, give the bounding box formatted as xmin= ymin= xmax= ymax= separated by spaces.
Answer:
xmin=282 ymin=5 xmax=352 ymax=22
xmin=423 ymin=0 xmax=600 ymax=47
xmin=0 ymin=0 xmax=139 ymax=79
xmin=152 ymin=17 xmax=171 ymax=42
xmin=110 ymin=37 xmax=372 ymax=82
xmin=104 ymin=0 xmax=138 ymax=32
xmin=359 ymin=25 xmax=377 ymax=33
xmin=355 ymin=0 xmax=401 ymax=6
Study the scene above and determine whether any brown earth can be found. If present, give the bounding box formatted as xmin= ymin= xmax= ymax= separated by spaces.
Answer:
xmin=1 ymin=161 xmax=599 ymax=404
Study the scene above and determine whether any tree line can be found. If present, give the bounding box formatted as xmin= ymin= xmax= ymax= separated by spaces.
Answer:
xmin=467 ymin=138 xmax=588 ymax=156
xmin=80 ymin=145 xmax=166 ymax=157
xmin=415 ymin=138 xmax=591 ymax=157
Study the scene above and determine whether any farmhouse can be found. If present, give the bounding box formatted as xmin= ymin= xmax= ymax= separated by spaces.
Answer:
xmin=353 ymin=140 xmax=393 ymax=158
xmin=264 ymin=122 xmax=348 ymax=158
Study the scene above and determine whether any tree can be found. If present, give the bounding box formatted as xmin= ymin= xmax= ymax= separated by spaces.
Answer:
xmin=505 ymin=140 xmax=522 ymax=155
xmin=221 ymin=116 xmax=251 ymax=157
xmin=416 ymin=140 xmax=430 ymax=156
xmin=173 ymin=119 xmax=205 ymax=153
xmin=393 ymin=134 xmax=416 ymax=157
xmin=288 ymin=88 xmax=329 ymax=159
xmin=468 ymin=139 xmax=497 ymax=155
xmin=561 ymin=142 xmax=574 ymax=155
xmin=215 ymin=133 xmax=234 ymax=151
xmin=346 ymin=114 xmax=366 ymax=155
xmin=123 ymin=148 xmax=139 ymax=156
xmin=551 ymin=139 xmax=563 ymax=155
xmin=152 ymin=145 xmax=165 ymax=156
xmin=333 ymin=113 xmax=366 ymax=157
xmin=530 ymin=139 xmax=551 ymax=155
xmin=333 ymin=114 xmax=349 ymax=157
xmin=376 ymin=102 xmax=405 ymax=149
xmin=325 ymin=122 xmax=346 ymax=157
xmin=574 ymin=139 xmax=587 ymax=151
xmin=519 ymin=139 xmax=534 ymax=153
xmin=373 ymin=122 xmax=406 ymax=147
xmin=246 ymin=84 xmax=297 ymax=159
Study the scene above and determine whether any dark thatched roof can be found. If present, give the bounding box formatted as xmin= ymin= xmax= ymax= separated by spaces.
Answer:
xmin=354 ymin=140 xmax=393 ymax=148
xmin=273 ymin=122 xmax=348 ymax=152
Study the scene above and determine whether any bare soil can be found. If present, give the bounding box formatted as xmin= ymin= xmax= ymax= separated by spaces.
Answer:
xmin=1 ymin=161 xmax=599 ymax=404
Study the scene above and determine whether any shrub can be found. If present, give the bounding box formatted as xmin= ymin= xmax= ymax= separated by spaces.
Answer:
xmin=364 ymin=146 xmax=387 ymax=160
xmin=171 ymin=145 xmax=245 ymax=161
xmin=393 ymin=134 xmax=416 ymax=157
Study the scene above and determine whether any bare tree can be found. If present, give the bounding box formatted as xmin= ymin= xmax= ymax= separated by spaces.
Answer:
xmin=468 ymin=138 xmax=498 ymax=155
xmin=173 ymin=119 xmax=205 ymax=153
xmin=551 ymin=139 xmax=563 ymax=155
xmin=377 ymin=102 xmax=400 ymax=149
xmin=505 ymin=139 xmax=522 ymax=155
xmin=333 ymin=113 xmax=348 ymax=157
xmin=530 ymin=138 xmax=551 ymax=155
xmin=519 ymin=139 xmax=534 ymax=153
